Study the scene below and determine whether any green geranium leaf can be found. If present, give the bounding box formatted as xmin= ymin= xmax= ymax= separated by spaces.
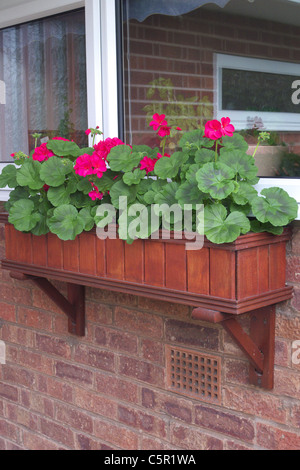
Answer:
xmin=179 ymin=130 xmax=214 ymax=151
xmin=176 ymin=180 xmax=205 ymax=209
xmin=47 ymin=140 xmax=81 ymax=157
xmin=231 ymin=182 xmax=258 ymax=206
xmin=220 ymin=151 xmax=258 ymax=180
xmin=196 ymin=162 xmax=236 ymax=200
xmin=16 ymin=160 xmax=44 ymax=190
xmin=154 ymin=152 xmax=188 ymax=179
xmin=31 ymin=213 xmax=49 ymax=236
xmin=0 ymin=165 xmax=18 ymax=188
xmin=5 ymin=186 xmax=30 ymax=211
xmin=154 ymin=182 xmax=182 ymax=224
xmin=123 ymin=169 xmax=146 ymax=186
xmin=251 ymin=187 xmax=298 ymax=226
xmin=40 ymin=156 xmax=74 ymax=187
xmin=203 ymin=204 xmax=250 ymax=244
xmin=47 ymin=185 xmax=71 ymax=207
xmin=109 ymin=180 xmax=138 ymax=209
xmin=221 ymin=134 xmax=249 ymax=153
xmin=79 ymin=207 xmax=95 ymax=231
xmin=77 ymin=177 xmax=93 ymax=195
xmin=107 ymin=145 xmax=142 ymax=172
xmin=194 ymin=149 xmax=215 ymax=165
xmin=8 ymin=199 xmax=41 ymax=232
xmin=48 ymin=204 xmax=85 ymax=240
xmin=250 ymin=220 xmax=284 ymax=236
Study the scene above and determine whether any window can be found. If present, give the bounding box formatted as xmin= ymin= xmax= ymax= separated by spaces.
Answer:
xmin=216 ymin=54 xmax=300 ymax=131
xmin=0 ymin=0 xmax=119 ymax=201
xmin=0 ymin=9 xmax=88 ymax=163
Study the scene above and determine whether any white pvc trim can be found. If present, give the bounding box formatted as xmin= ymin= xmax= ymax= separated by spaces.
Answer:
xmin=99 ymin=0 xmax=119 ymax=139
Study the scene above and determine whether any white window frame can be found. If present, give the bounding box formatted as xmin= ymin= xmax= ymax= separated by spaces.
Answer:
xmin=0 ymin=0 xmax=119 ymax=201
xmin=215 ymin=53 xmax=300 ymax=219
xmin=216 ymin=53 xmax=300 ymax=132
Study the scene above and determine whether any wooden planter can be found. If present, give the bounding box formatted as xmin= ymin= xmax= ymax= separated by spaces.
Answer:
xmin=0 ymin=213 xmax=294 ymax=389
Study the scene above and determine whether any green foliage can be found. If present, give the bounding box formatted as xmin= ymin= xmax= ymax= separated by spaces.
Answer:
xmin=0 ymin=119 xmax=298 ymax=245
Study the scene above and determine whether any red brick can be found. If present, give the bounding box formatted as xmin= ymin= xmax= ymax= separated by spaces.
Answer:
xmin=18 ymin=306 xmax=52 ymax=331
xmin=55 ymin=403 xmax=93 ymax=433
xmin=40 ymin=417 xmax=75 ymax=448
xmin=94 ymin=326 xmax=138 ymax=355
xmin=35 ymin=333 xmax=71 ymax=358
xmin=74 ymin=344 xmax=115 ymax=372
xmin=95 ymin=371 xmax=138 ymax=404
xmin=6 ymin=403 xmax=38 ymax=431
xmin=257 ymin=423 xmax=300 ymax=450
xmin=3 ymin=365 xmax=35 ymax=389
xmin=1 ymin=324 xmax=34 ymax=348
xmin=195 ymin=405 xmax=255 ymax=443
xmin=0 ymin=284 xmax=32 ymax=306
xmin=119 ymin=356 xmax=164 ymax=387
xmin=86 ymin=301 xmax=113 ymax=324
xmin=224 ymin=386 xmax=287 ymax=424
xmin=114 ymin=306 xmax=163 ymax=339
xmin=140 ymin=338 xmax=164 ymax=365
xmin=55 ymin=361 xmax=93 ymax=385
xmin=74 ymin=386 xmax=117 ymax=420
xmin=0 ymin=418 xmax=19 ymax=442
xmin=0 ymin=302 xmax=16 ymax=322
xmin=22 ymin=430 xmax=62 ymax=450
xmin=170 ymin=423 xmax=223 ymax=450
xmin=165 ymin=318 xmax=219 ymax=350
xmin=0 ymin=382 xmax=18 ymax=402
xmin=94 ymin=418 xmax=139 ymax=450
xmin=118 ymin=405 xmax=167 ymax=439
xmin=76 ymin=434 xmax=115 ymax=451
xmin=142 ymin=388 xmax=193 ymax=424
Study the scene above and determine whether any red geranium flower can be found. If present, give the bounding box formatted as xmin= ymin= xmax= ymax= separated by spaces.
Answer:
xmin=149 ymin=113 xmax=168 ymax=131
xmin=204 ymin=120 xmax=223 ymax=141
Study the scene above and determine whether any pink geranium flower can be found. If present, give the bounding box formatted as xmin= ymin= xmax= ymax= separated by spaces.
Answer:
xmin=220 ymin=117 xmax=235 ymax=137
xmin=94 ymin=137 xmax=125 ymax=161
xmin=74 ymin=153 xmax=108 ymax=178
xmin=157 ymin=125 xmax=172 ymax=138
xmin=32 ymin=143 xmax=55 ymax=162
xmin=157 ymin=152 xmax=170 ymax=159
xmin=149 ymin=113 xmax=168 ymax=131
xmin=140 ymin=156 xmax=157 ymax=174
xmin=74 ymin=154 xmax=94 ymax=177
xmin=204 ymin=120 xmax=223 ymax=141
xmin=91 ymin=153 xmax=108 ymax=178
xmin=52 ymin=137 xmax=70 ymax=141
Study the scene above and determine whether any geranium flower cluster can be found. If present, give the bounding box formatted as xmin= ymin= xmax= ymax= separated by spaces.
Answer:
xmin=74 ymin=133 xmax=125 ymax=200
xmin=139 ymin=114 xmax=181 ymax=174
xmin=32 ymin=137 xmax=69 ymax=162
xmin=204 ymin=117 xmax=235 ymax=140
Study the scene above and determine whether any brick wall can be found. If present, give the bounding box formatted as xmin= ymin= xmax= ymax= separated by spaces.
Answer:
xmin=0 ymin=221 xmax=300 ymax=450
xmin=124 ymin=8 xmax=300 ymax=156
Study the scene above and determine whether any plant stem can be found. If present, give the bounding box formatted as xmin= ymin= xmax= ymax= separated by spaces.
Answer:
xmin=215 ymin=141 xmax=219 ymax=163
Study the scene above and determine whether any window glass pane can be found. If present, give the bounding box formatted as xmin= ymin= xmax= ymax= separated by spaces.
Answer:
xmin=0 ymin=8 xmax=87 ymax=162
xmin=222 ymin=69 xmax=300 ymax=114
xmin=121 ymin=0 xmax=300 ymax=178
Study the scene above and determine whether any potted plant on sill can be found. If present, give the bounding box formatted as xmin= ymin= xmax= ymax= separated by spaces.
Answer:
xmin=0 ymin=115 xmax=297 ymax=316
xmin=239 ymin=119 xmax=286 ymax=177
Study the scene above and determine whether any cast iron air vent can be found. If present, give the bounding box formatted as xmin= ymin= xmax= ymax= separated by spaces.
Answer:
xmin=166 ymin=345 xmax=221 ymax=404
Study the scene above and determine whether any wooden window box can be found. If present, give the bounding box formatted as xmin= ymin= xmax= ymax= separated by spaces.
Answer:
xmin=0 ymin=213 xmax=293 ymax=389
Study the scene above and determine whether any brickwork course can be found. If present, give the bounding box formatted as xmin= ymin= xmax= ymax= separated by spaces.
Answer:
xmin=0 ymin=220 xmax=299 ymax=450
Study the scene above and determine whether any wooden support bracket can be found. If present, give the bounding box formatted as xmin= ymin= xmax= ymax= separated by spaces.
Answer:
xmin=10 ymin=272 xmax=85 ymax=336
xmin=192 ymin=306 xmax=276 ymax=390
